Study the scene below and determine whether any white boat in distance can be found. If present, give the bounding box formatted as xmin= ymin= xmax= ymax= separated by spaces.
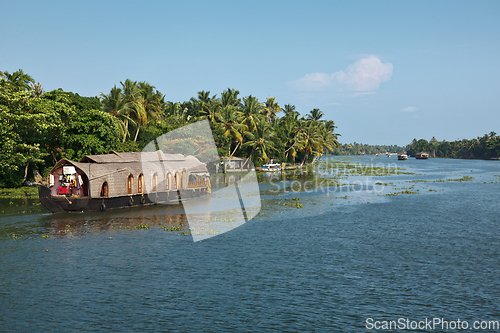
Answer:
xmin=262 ymin=163 xmax=282 ymax=172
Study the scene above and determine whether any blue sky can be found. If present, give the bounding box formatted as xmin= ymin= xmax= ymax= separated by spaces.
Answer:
xmin=1 ymin=0 xmax=499 ymax=145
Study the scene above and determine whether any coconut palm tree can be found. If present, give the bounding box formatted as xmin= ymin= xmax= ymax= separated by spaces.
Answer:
xmin=242 ymin=119 xmax=276 ymax=163
xmin=132 ymin=81 xmax=163 ymax=141
xmin=221 ymin=88 xmax=241 ymax=108
xmin=263 ymin=96 xmax=281 ymax=124
xmin=318 ymin=122 xmax=339 ymax=154
xmin=1 ymin=69 xmax=35 ymax=92
xmin=118 ymin=79 xmax=141 ymax=142
xmin=299 ymin=121 xmax=324 ymax=166
xmin=203 ymin=100 xmax=223 ymax=123
xmin=282 ymin=104 xmax=299 ymax=122
xmin=100 ymin=85 xmax=131 ymax=141
xmin=164 ymin=101 xmax=185 ymax=120
xmin=191 ymin=90 xmax=216 ymax=118
xmin=306 ymin=108 xmax=324 ymax=122
xmin=30 ymin=82 xmax=44 ymax=98
xmin=238 ymin=95 xmax=263 ymax=132
xmin=218 ymin=105 xmax=246 ymax=156
xmin=283 ymin=121 xmax=303 ymax=164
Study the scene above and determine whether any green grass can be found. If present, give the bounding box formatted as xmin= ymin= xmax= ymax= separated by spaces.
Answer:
xmin=0 ymin=186 xmax=38 ymax=199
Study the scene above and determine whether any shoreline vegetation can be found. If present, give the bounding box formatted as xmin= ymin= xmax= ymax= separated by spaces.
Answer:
xmin=406 ymin=136 xmax=500 ymax=159
xmin=1 ymin=69 xmax=498 ymax=189
xmin=1 ymin=69 xmax=341 ymax=188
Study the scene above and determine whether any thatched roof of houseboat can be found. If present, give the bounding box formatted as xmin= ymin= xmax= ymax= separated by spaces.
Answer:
xmin=79 ymin=150 xmax=186 ymax=163
xmin=50 ymin=150 xmax=208 ymax=178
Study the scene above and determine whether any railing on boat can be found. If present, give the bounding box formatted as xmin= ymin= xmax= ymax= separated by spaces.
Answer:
xmin=188 ymin=180 xmax=208 ymax=188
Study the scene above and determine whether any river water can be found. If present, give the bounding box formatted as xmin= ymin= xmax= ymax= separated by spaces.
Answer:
xmin=1 ymin=156 xmax=499 ymax=332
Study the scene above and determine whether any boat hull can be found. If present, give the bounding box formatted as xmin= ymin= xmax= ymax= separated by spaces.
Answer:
xmin=38 ymin=185 xmax=208 ymax=213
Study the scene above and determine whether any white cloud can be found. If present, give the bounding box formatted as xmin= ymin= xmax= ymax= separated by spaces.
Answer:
xmin=289 ymin=56 xmax=393 ymax=92
xmin=401 ymin=106 xmax=417 ymax=112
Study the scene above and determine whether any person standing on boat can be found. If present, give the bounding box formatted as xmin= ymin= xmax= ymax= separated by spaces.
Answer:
xmin=70 ymin=175 xmax=77 ymax=196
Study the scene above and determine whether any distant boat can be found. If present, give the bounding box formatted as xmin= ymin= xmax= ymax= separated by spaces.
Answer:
xmin=386 ymin=152 xmax=392 ymax=157
xmin=398 ymin=153 xmax=408 ymax=160
xmin=262 ymin=163 xmax=282 ymax=172
xmin=416 ymin=152 xmax=429 ymax=159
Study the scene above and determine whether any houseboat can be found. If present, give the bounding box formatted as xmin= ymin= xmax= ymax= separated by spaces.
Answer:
xmin=415 ymin=152 xmax=429 ymax=159
xmin=398 ymin=153 xmax=408 ymax=160
xmin=38 ymin=150 xmax=210 ymax=213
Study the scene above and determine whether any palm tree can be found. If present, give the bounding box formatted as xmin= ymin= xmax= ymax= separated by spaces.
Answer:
xmin=221 ymin=88 xmax=241 ymax=108
xmin=164 ymin=101 xmax=188 ymax=121
xmin=242 ymin=119 xmax=276 ymax=163
xmin=100 ymin=85 xmax=130 ymax=141
xmin=283 ymin=121 xmax=303 ymax=164
xmin=1 ymin=69 xmax=35 ymax=92
xmin=203 ymin=100 xmax=223 ymax=123
xmin=119 ymin=79 xmax=141 ymax=142
xmin=132 ymin=81 xmax=163 ymax=141
xmin=263 ymin=96 xmax=281 ymax=124
xmin=238 ymin=95 xmax=263 ymax=132
xmin=282 ymin=104 xmax=299 ymax=122
xmin=318 ymin=122 xmax=339 ymax=154
xmin=218 ymin=105 xmax=246 ymax=156
xmin=191 ymin=90 xmax=216 ymax=118
xmin=299 ymin=121 xmax=324 ymax=166
xmin=306 ymin=108 xmax=324 ymax=122
xmin=31 ymin=82 xmax=44 ymax=98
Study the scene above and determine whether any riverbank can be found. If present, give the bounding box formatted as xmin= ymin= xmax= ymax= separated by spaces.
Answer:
xmin=255 ymin=164 xmax=306 ymax=172
xmin=0 ymin=186 xmax=38 ymax=199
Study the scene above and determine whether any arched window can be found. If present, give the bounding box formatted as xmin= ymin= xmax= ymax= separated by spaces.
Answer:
xmin=181 ymin=170 xmax=186 ymax=189
xmin=152 ymin=172 xmax=158 ymax=192
xmin=166 ymin=173 xmax=171 ymax=191
xmin=175 ymin=172 xmax=179 ymax=190
xmin=100 ymin=182 xmax=108 ymax=197
xmin=138 ymin=174 xmax=144 ymax=194
xmin=127 ymin=174 xmax=134 ymax=195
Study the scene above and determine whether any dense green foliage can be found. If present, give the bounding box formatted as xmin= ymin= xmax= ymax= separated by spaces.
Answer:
xmin=330 ymin=143 xmax=406 ymax=155
xmin=0 ymin=71 xmax=122 ymax=187
xmin=406 ymin=135 xmax=500 ymax=159
xmin=101 ymin=84 xmax=341 ymax=167
xmin=1 ymin=70 xmax=340 ymax=187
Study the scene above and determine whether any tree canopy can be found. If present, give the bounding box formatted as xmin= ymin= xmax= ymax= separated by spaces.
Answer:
xmin=406 ymin=134 xmax=500 ymax=159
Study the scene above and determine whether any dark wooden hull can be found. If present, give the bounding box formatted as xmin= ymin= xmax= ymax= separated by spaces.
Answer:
xmin=38 ymin=185 xmax=208 ymax=213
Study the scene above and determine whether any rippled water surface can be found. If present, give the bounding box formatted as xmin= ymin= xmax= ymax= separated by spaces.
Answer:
xmin=1 ymin=156 xmax=500 ymax=332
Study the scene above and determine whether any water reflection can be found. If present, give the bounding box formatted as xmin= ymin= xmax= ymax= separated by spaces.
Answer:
xmin=40 ymin=204 xmax=190 ymax=238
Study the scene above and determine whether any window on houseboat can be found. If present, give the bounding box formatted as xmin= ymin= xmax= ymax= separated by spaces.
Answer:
xmin=181 ymin=170 xmax=186 ymax=189
xmin=138 ymin=174 xmax=144 ymax=193
xmin=175 ymin=173 xmax=179 ymax=190
xmin=100 ymin=182 xmax=108 ymax=197
xmin=127 ymin=175 xmax=133 ymax=195
xmin=152 ymin=173 xmax=158 ymax=192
